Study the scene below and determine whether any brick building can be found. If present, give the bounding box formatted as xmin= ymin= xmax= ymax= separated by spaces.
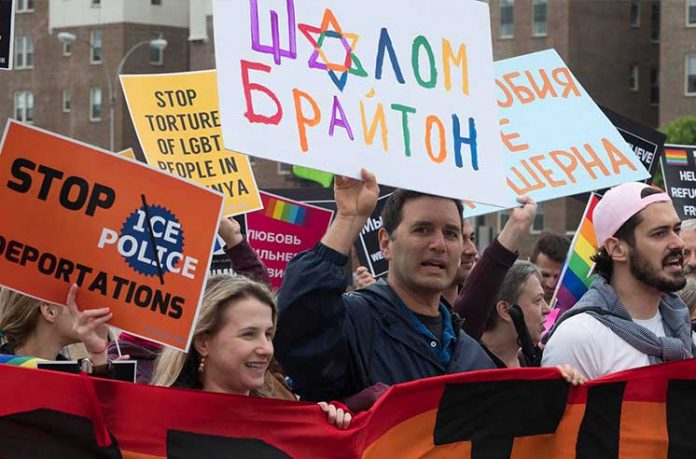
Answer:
xmin=2 ymin=0 xmax=694 ymax=254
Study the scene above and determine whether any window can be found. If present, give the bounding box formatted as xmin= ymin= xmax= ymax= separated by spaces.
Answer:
xmin=500 ymin=0 xmax=514 ymax=38
xmin=62 ymin=90 xmax=71 ymax=113
xmin=16 ymin=0 xmax=34 ymax=13
xmin=151 ymin=0 xmax=162 ymax=4
xmin=629 ymin=64 xmax=639 ymax=91
xmin=149 ymin=44 xmax=163 ymax=65
xmin=14 ymin=91 xmax=34 ymax=123
xmin=686 ymin=55 xmax=696 ymax=95
xmin=90 ymin=31 xmax=102 ymax=64
xmin=14 ymin=36 xmax=33 ymax=69
xmin=650 ymin=68 xmax=659 ymax=105
xmin=62 ymin=41 xmax=72 ymax=56
xmin=630 ymin=0 xmax=640 ymax=27
xmin=90 ymin=87 xmax=102 ymax=121
xmin=650 ymin=1 xmax=660 ymax=42
xmin=91 ymin=0 xmax=101 ymax=6
xmin=532 ymin=0 xmax=548 ymax=36
xmin=688 ymin=0 xmax=696 ymax=26
xmin=498 ymin=203 xmax=544 ymax=233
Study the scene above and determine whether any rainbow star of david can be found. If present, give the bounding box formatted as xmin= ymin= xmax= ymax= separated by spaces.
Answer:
xmin=299 ymin=9 xmax=367 ymax=91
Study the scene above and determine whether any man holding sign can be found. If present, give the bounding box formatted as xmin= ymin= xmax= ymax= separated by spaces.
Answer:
xmin=275 ymin=170 xmax=534 ymax=402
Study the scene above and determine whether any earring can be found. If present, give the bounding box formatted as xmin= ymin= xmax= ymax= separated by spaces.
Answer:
xmin=198 ymin=356 xmax=206 ymax=374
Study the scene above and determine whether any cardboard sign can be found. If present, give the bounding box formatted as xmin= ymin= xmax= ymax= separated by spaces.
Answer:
xmin=0 ymin=0 xmax=14 ymax=70
xmin=661 ymin=144 xmax=696 ymax=220
xmin=463 ymin=50 xmax=650 ymax=217
xmin=120 ymin=70 xmax=262 ymax=217
xmin=0 ymin=121 xmax=223 ymax=351
xmin=213 ymin=0 xmax=509 ymax=205
xmin=245 ymin=191 xmax=334 ymax=289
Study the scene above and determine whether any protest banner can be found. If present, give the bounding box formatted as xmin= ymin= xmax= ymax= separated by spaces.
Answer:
xmin=213 ymin=0 xmax=509 ymax=205
xmin=120 ymin=70 xmax=262 ymax=216
xmin=661 ymin=144 xmax=696 ymax=220
xmin=0 ymin=0 xmax=14 ymax=70
xmin=245 ymin=191 xmax=334 ymax=289
xmin=0 ymin=121 xmax=223 ymax=351
xmin=463 ymin=50 xmax=650 ymax=218
xmin=1 ymin=358 xmax=696 ymax=457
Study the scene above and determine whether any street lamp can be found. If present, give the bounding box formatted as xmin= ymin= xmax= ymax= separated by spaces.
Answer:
xmin=57 ymin=32 xmax=168 ymax=152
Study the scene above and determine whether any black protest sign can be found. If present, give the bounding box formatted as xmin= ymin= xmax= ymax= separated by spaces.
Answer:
xmin=0 ymin=0 xmax=14 ymax=70
xmin=661 ymin=144 xmax=696 ymax=220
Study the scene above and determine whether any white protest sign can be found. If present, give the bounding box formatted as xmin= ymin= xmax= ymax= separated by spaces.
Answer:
xmin=213 ymin=0 xmax=509 ymax=205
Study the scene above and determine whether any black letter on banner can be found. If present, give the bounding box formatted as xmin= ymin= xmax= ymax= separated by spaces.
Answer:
xmin=576 ymin=382 xmax=626 ymax=459
xmin=167 ymin=430 xmax=291 ymax=458
xmin=666 ymin=379 xmax=696 ymax=459
xmin=0 ymin=409 xmax=121 ymax=458
xmin=433 ymin=379 xmax=568 ymax=458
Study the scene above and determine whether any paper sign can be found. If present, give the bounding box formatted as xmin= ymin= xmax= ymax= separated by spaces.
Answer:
xmin=661 ymin=144 xmax=696 ymax=220
xmin=0 ymin=0 xmax=14 ymax=70
xmin=463 ymin=50 xmax=650 ymax=217
xmin=120 ymin=70 xmax=262 ymax=217
xmin=0 ymin=121 xmax=223 ymax=351
xmin=213 ymin=0 xmax=509 ymax=205
xmin=245 ymin=191 xmax=333 ymax=289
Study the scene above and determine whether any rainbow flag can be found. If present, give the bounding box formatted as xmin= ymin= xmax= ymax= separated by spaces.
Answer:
xmin=0 ymin=354 xmax=43 ymax=368
xmin=665 ymin=148 xmax=689 ymax=166
xmin=264 ymin=197 xmax=307 ymax=226
xmin=549 ymin=193 xmax=600 ymax=321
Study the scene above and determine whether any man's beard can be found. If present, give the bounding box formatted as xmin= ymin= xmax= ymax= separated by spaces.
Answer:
xmin=628 ymin=246 xmax=686 ymax=292
xmin=683 ymin=263 xmax=696 ymax=279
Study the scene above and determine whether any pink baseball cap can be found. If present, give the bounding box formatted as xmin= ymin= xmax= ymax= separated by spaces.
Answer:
xmin=594 ymin=182 xmax=672 ymax=246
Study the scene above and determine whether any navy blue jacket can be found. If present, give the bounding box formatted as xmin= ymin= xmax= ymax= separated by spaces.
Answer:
xmin=275 ymin=243 xmax=495 ymax=402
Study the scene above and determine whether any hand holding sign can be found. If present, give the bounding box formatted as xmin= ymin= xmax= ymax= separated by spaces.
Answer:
xmin=334 ymin=168 xmax=380 ymax=219
xmin=66 ymin=284 xmax=111 ymax=365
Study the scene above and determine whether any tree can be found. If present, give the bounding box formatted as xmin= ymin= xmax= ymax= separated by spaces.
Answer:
xmin=661 ymin=116 xmax=696 ymax=145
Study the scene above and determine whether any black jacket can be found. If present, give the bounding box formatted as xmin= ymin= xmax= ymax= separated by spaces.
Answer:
xmin=275 ymin=243 xmax=495 ymax=401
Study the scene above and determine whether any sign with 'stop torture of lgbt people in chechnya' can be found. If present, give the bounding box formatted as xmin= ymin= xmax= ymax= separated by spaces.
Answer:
xmin=213 ymin=0 xmax=509 ymax=206
xmin=462 ymin=49 xmax=651 ymax=217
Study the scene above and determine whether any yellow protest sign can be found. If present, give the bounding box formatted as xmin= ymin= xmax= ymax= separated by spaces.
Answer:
xmin=118 ymin=148 xmax=136 ymax=160
xmin=120 ymin=70 xmax=262 ymax=216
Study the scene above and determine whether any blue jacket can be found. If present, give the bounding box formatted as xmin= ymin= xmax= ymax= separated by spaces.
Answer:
xmin=274 ymin=243 xmax=495 ymax=401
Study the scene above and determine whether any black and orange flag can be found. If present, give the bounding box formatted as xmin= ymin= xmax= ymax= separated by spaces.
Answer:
xmin=0 ymin=359 xmax=695 ymax=457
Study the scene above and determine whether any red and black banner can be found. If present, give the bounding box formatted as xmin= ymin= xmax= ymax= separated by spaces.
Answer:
xmin=1 ymin=360 xmax=695 ymax=458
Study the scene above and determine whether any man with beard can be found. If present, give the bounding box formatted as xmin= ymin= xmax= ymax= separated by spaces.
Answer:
xmin=542 ymin=183 xmax=694 ymax=379
xmin=681 ymin=219 xmax=696 ymax=280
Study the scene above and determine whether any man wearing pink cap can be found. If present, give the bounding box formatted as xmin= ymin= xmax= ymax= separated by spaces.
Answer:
xmin=542 ymin=182 xmax=694 ymax=379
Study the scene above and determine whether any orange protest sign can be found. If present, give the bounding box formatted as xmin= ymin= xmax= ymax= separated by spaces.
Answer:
xmin=0 ymin=121 xmax=223 ymax=351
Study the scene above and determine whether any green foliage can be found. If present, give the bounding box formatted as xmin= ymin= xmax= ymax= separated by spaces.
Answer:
xmin=660 ymin=116 xmax=696 ymax=145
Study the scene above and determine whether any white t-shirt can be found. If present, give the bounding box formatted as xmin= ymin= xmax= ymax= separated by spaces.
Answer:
xmin=542 ymin=311 xmax=667 ymax=380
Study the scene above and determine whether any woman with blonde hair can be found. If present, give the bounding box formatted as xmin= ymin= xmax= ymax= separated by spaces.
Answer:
xmin=152 ymin=275 xmax=351 ymax=428
xmin=0 ymin=285 xmax=115 ymax=374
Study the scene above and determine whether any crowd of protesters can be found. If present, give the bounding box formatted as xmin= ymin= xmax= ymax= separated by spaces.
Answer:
xmin=0 ymin=170 xmax=695 ymax=429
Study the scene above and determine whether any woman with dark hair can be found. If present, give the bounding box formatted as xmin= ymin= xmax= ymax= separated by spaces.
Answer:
xmin=480 ymin=261 xmax=585 ymax=384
